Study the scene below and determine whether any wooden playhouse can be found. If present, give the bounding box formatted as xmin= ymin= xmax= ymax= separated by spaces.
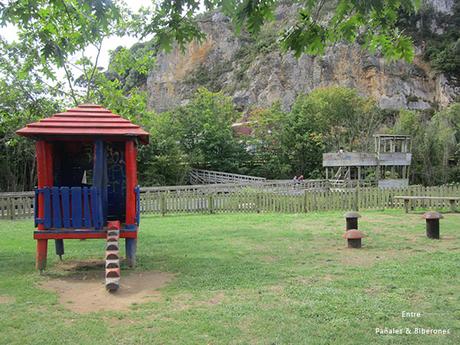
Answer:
xmin=16 ymin=104 xmax=149 ymax=291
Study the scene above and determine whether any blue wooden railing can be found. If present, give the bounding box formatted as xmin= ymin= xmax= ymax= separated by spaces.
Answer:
xmin=35 ymin=186 xmax=103 ymax=230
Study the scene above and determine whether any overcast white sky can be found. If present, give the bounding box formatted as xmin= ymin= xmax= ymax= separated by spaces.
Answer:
xmin=1 ymin=0 xmax=154 ymax=69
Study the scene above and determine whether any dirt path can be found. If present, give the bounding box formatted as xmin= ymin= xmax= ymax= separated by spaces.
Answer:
xmin=0 ymin=295 xmax=15 ymax=304
xmin=41 ymin=261 xmax=174 ymax=313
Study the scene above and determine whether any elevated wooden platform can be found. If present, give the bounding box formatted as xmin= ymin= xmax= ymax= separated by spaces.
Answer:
xmin=323 ymin=152 xmax=412 ymax=167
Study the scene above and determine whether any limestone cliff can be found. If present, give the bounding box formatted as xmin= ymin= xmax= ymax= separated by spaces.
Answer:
xmin=146 ymin=1 xmax=459 ymax=113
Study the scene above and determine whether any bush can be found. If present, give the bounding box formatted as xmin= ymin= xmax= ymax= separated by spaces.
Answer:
xmin=246 ymin=87 xmax=383 ymax=179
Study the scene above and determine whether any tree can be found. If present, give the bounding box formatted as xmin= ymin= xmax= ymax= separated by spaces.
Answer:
xmin=0 ymin=71 xmax=62 ymax=191
xmin=392 ymin=109 xmax=437 ymax=184
xmin=0 ymin=0 xmax=127 ymax=104
xmin=392 ymin=104 xmax=460 ymax=185
xmin=290 ymin=87 xmax=382 ymax=151
xmin=137 ymin=111 xmax=190 ymax=186
xmin=430 ymin=104 xmax=460 ymax=183
xmin=136 ymin=0 xmax=419 ymax=62
xmin=0 ymin=0 xmax=420 ymax=110
xmin=130 ymin=88 xmax=250 ymax=186
xmin=281 ymin=87 xmax=381 ymax=177
xmin=167 ymin=88 xmax=249 ymax=173
xmin=248 ymin=104 xmax=292 ymax=178
xmin=397 ymin=0 xmax=460 ymax=81
xmin=248 ymin=87 xmax=382 ymax=179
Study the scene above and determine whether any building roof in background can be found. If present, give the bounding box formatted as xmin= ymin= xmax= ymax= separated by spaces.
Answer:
xmin=231 ymin=121 xmax=253 ymax=136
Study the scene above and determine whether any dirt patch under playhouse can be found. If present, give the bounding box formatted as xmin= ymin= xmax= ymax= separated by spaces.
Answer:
xmin=41 ymin=261 xmax=174 ymax=313
xmin=0 ymin=295 xmax=15 ymax=304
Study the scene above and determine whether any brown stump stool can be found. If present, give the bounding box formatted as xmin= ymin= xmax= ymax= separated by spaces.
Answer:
xmin=343 ymin=229 xmax=364 ymax=248
xmin=422 ymin=211 xmax=443 ymax=239
xmin=344 ymin=211 xmax=361 ymax=231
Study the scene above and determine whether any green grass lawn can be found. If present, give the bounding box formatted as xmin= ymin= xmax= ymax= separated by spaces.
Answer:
xmin=0 ymin=210 xmax=459 ymax=345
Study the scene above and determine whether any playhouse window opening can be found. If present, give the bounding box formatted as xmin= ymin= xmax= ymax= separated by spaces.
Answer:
xmin=53 ymin=141 xmax=94 ymax=188
xmin=106 ymin=141 xmax=127 ymax=222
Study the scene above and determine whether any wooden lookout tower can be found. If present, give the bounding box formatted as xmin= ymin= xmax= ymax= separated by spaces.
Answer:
xmin=17 ymin=104 xmax=149 ymax=291
xmin=323 ymin=135 xmax=412 ymax=188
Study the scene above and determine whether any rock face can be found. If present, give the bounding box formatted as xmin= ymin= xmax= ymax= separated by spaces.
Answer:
xmin=427 ymin=0 xmax=454 ymax=13
xmin=146 ymin=2 xmax=459 ymax=113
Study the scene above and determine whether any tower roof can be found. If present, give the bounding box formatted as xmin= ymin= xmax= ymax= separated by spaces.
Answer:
xmin=16 ymin=104 xmax=149 ymax=144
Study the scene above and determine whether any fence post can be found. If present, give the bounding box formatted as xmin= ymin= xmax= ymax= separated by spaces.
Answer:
xmin=8 ymin=197 xmax=15 ymax=220
xmin=409 ymin=187 xmax=413 ymax=212
xmin=160 ymin=193 xmax=166 ymax=216
xmin=354 ymin=187 xmax=359 ymax=211
xmin=303 ymin=189 xmax=308 ymax=213
xmin=208 ymin=194 xmax=214 ymax=214
xmin=313 ymin=191 xmax=318 ymax=211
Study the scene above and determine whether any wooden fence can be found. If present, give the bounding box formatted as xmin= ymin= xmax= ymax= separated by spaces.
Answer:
xmin=1 ymin=184 xmax=459 ymax=220
xmin=139 ymin=184 xmax=460 ymax=215
xmin=0 ymin=191 xmax=35 ymax=220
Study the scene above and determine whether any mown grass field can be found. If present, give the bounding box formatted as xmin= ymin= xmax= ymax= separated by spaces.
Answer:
xmin=0 ymin=210 xmax=459 ymax=345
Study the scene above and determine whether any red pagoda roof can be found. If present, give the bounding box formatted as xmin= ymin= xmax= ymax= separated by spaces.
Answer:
xmin=16 ymin=104 xmax=149 ymax=144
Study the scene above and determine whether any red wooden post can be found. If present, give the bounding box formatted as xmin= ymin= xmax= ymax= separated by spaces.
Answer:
xmin=36 ymin=141 xmax=46 ymax=231
xmin=35 ymin=140 xmax=52 ymax=270
xmin=125 ymin=140 xmax=138 ymax=267
xmin=36 ymin=240 xmax=48 ymax=271
xmin=125 ymin=140 xmax=137 ymax=226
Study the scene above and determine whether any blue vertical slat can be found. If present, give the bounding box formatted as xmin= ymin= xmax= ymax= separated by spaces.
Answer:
xmin=96 ymin=188 xmax=104 ymax=230
xmin=90 ymin=187 xmax=102 ymax=229
xmin=93 ymin=140 xmax=106 ymax=227
xmin=93 ymin=140 xmax=104 ymax=187
xmin=51 ymin=187 xmax=62 ymax=228
xmin=43 ymin=187 xmax=52 ymax=229
xmin=135 ymin=185 xmax=140 ymax=226
xmin=71 ymin=187 xmax=82 ymax=228
xmin=83 ymin=187 xmax=91 ymax=228
xmin=34 ymin=189 xmax=39 ymax=227
xmin=90 ymin=187 xmax=98 ymax=228
xmin=102 ymin=144 xmax=108 ymax=223
xmin=61 ymin=187 xmax=71 ymax=228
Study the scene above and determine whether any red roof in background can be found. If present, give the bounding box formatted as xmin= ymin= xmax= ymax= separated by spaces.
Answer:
xmin=16 ymin=104 xmax=149 ymax=144
xmin=231 ymin=121 xmax=253 ymax=136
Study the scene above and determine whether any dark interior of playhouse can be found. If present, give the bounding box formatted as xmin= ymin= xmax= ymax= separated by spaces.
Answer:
xmin=53 ymin=141 xmax=127 ymax=221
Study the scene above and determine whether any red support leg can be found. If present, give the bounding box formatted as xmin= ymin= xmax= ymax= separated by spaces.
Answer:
xmin=35 ymin=141 xmax=52 ymax=269
xmin=36 ymin=239 xmax=48 ymax=271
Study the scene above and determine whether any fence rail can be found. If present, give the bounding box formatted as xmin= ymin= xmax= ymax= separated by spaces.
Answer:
xmin=2 ymin=184 xmax=459 ymax=220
